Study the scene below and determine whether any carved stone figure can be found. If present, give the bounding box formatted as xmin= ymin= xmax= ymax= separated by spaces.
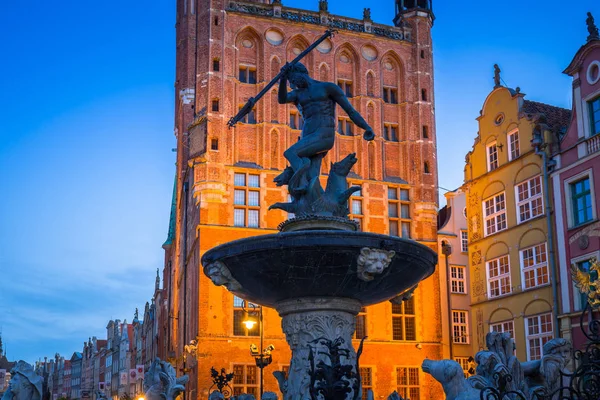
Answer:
xmin=0 ymin=361 xmax=43 ymax=400
xmin=143 ymin=358 xmax=189 ymax=400
xmin=204 ymin=261 xmax=242 ymax=291
xmin=356 ymin=248 xmax=396 ymax=281
xmin=363 ymin=8 xmax=371 ymax=21
xmin=421 ymin=359 xmax=479 ymax=400
xmin=318 ymin=0 xmax=328 ymax=12
xmin=587 ymin=12 xmax=599 ymax=41
xmin=493 ymin=64 xmax=501 ymax=88
xmin=522 ymin=338 xmax=572 ymax=399
xmin=270 ymin=61 xmax=374 ymax=217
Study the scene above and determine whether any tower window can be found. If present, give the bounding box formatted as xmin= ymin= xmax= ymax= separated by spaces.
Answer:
xmin=420 ymin=50 xmax=425 ymax=59
xmin=239 ymin=66 xmax=257 ymax=84
xmin=337 ymin=80 xmax=353 ymax=97
xmin=211 ymin=138 xmax=219 ymax=151
xmin=384 ymin=124 xmax=399 ymax=142
xmin=214 ymin=16 xmax=219 ymax=26
xmin=239 ymin=106 xmax=256 ymax=124
xmin=424 ymin=161 xmax=430 ymax=174
xmin=212 ymin=99 xmax=219 ymax=112
xmin=422 ymin=125 xmax=429 ymax=139
xmin=289 ymin=112 xmax=304 ymax=130
xmin=421 ymin=89 xmax=427 ymax=101
xmin=213 ymin=59 xmax=220 ymax=72
xmin=383 ymin=87 xmax=398 ymax=104
xmin=337 ymin=118 xmax=354 ymax=136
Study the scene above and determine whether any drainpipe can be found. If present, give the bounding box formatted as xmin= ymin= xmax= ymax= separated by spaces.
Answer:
xmin=532 ymin=129 xmax=560 ymax=338
xmin=441 ymin=241 xmax=454 ymax=360
xmin=182 ymin=178 xmax=189 ymax=400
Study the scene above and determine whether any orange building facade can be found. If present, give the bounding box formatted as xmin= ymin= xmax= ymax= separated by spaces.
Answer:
xmin=166 ymin=0 xmax=442 ymax=398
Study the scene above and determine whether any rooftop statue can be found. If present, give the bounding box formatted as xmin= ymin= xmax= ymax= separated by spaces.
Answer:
xmin=587 ymin=12 xmax=599 ymax=41
xmin=1 ymin=361 xmax=43 ymax=400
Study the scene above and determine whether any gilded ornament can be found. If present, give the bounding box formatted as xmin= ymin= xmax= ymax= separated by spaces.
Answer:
xmin=571 ymin=258 xmax=600 ymax=308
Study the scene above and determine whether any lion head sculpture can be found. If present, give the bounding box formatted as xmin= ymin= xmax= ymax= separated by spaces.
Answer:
xmin=356 ymin=248 xmax=396 ymax=282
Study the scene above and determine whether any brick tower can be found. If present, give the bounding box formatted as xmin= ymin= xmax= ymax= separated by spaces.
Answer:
xmin=167 ymin=0 xmax=442 ymax=398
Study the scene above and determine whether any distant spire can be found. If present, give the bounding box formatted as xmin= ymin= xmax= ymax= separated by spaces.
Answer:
xmin=493 ymin=64 xmax=502 ymax=88
xmin=0 ymin=332 xmax=4 ymax=357
xmin=587 ymin=12 xmax=599 ymax=41
xmin=155 ymin=268 xmax=160 ymax=291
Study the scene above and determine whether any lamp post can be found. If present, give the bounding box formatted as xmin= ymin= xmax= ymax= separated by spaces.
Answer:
xmin=241 ymin=301 xmax=274 ymax=398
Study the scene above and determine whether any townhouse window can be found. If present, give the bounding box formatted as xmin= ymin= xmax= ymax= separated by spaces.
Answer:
xmin=521 ymin=243 xmax=549 ymax=290
xmin=460 ymin=231 xmax=468 ymax=252
xmin=349 ymin=184 xmax=363 ymax=231
xmin=490 ymin=320 xmax=514 ymax=338
xmin=359 ymin=367 xmax=372 ymax=399
xmin=239 ymin=106 xmax=257 ymax=124
xmin=483 ymin=192 xmax=507 ymax=236
xmin=396 ymin=367 xmax=420 ymax=400
xmin=355 ymin=307 xmax=367 ymax=339
xmin=508 ymin=130 xmax=520 ymax=160
xmin=233 ymin=173 xmax=260 ymax=228
xmin=392 ymin=297 xmax=416 ymax=341
xmin=574 ymin=259 xmax=595 ymax=311
xmin=452 ymin=310 xmax=469 ymax=344
xmin=337 ymin=80 xmax=353 ymax=97
xmin=212 ymin=99 xmax=219 ymax=112
xmin=384 ymin=124 xmax=399 ymax=141
xmin=388 ymin=187 xmax=411 ymax=238
xmin=526 ymin=313 xmax=553 ymax=361
xmin=289 ymin=111 xmax=304 ymax=130
xmin=486 ymin=255 xmax=511 ymax=298
xmin=213 ymin=59 xmax=220 ymax=72
xmin=454 ymin=357 xmax=474 ymax=378
xmin=589 ymin=96 xmax=600 ymax=136
xmin=239 ymin=65 xmax=257 ymax=84
xmin=337 ymin=118 xmax=354 ymax=136
xmin=232 ymin=296 xmax=259 ymax=337
xmin=570 ymin=177 xmax=593 ymax=226
xmin=487 ymin=142 xmax=499 ymax=171
xmin=450 ymin=265 xmax=466 ymax=294
xmin=383 ymin=87 xmax=398 ymax=104
xmin=516 ymin=175 xmax=543 ymax=224
xmin=232 ymin=364 xmax=258 ymax=396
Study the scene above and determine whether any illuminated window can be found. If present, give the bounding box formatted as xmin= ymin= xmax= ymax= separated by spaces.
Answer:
xmin=486 ymin=255 xmax=511 ymax=298
xmin=521 ymin=243 xmax=549 ymax=290
xmin=516 ymin=175 xmax=543 ymax=224
xmin=355 ymin=307 xmax=367 ymax=339
xmin=388 ymin=187 xmax=411 ymax=238
xmin=337 ymin=80 xmax=353 ymax=97
xmin=233 ymin=173 xmax=260 ymax=228
xmin=232 ymin=296 xmax=259 ymax=337
xmin=232 ymin=364 xmax=258 ymax=396
xmin=454 ymin=357 xmax=474 ymax=378
xmin=337 ymin=118 xmax=354 ymax=136
xmin=450 ymin=266 xmax=466 ymax=294
xmin=384 ymin=124 xmax=399 ymax=141
xmin=508 ymin=130 xmax=520 ymax=160
xmin=392 ymin=297 xmax=416 ymax=341
xmin=359 ymin=367 xmax=372 ymax=399
xmin=460 ymin=231 xmax=468 ymax=252
xmin=349 ymin=184 xmax=363 ymax=231
xmin=526 ymin=313 xmax=553 ymax=361
xmin=452 ymin=310 xmax=469 ymax=344
xmin=396 ymin=367 xmax=420 ymax=400
xmin=239 ymin=66 xmax=257 ymax=84
xmin=483 ymin=192 xmax=507 ymax=236
xmin=383 ymin=87 xmax=398 ymax=104
xmin=490 ymin=320 xmax=514 ymax=338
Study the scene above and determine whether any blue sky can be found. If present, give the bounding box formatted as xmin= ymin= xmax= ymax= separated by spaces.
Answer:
xmin=0 ymin=0 xmax=598 ymax=363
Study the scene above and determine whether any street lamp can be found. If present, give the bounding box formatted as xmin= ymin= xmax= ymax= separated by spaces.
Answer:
xmin=241 ymin=301 xmax=274 ymax=398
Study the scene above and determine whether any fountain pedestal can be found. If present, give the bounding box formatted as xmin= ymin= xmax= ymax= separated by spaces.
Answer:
xmin=276 ymin=297 xmax=361 ymax=399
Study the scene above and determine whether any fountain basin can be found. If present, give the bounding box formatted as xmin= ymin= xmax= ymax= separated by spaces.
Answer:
xmin=201 ymin=230 xmax=437 ymax=308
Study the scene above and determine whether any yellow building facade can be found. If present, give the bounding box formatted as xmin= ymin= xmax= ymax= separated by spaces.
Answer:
xmin=463 ymin=86 xmax=569 ymax=361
